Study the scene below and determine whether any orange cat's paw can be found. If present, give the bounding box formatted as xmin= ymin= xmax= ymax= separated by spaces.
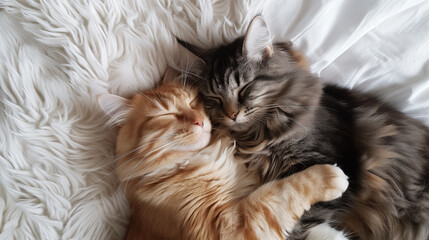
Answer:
xmin=306 ymin=164 xmax=349 ymax=202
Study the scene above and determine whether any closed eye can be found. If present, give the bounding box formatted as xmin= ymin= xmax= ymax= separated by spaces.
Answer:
xmin=204 ymin=96 xmax=222 ymax=109
xmin=206 ymin=96 xmax=223 ymax=105
xmin=190 ymin=95 xmax=200 ymax=109
xmin=238 ymin=82 xmax=252 ymax=99
xmin=156 ymin=112 xmax=176 ymax=118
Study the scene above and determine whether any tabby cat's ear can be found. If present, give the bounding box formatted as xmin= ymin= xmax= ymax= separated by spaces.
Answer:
xmin=98 ymin=94 xmax=130 ymax=126
xmin=243 ymin=16 xmax=273 ymax=61
xmin=176 ymin=39 xmax=206 ymax=74
xmin=159 ymin=67 xmax=182 ymax=86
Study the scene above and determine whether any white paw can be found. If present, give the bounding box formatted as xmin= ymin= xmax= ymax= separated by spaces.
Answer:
xmin=323 ymin=165 xmax=349 ymax=200
xmin=307 ymin=223 xmax=349 ymax=240
xmin=306 ymin=164 xmax=349 ymax=202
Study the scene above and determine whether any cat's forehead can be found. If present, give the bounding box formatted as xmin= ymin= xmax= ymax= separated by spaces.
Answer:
xmin=207 ymin=62 xmax=251 ymax=96
xmin=158 ymin=85 xmax=195 ymax=98
xmin=133 ymin=85 xmax=196 ymax=111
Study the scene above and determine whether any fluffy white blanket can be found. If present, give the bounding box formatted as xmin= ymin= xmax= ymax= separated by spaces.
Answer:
xmin=1 ymin=0 xmax=428 ymax=239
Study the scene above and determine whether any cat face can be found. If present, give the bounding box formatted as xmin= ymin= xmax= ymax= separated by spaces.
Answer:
xmin=98 ymin=77 xmax=212 ymax=176
xmin=178 ymin=16 xmax=317 ymax=134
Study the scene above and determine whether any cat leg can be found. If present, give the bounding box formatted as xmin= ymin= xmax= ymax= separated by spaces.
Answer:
xmin=220 ymin=164 xmax=348 ymax=240
xmin=306 ymin=223 xmax=349 ymax=240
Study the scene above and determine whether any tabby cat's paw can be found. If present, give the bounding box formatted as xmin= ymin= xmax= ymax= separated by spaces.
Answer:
xmin=307 ymin=164 xmax=349 ymax=202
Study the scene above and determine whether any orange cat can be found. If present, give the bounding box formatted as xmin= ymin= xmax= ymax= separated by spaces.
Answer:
xmin=98 ymin=70 xmax=349 ymax=240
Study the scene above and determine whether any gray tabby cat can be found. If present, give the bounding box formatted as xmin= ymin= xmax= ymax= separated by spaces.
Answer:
xmin=177 ymin=16 xmax=429 ymax=240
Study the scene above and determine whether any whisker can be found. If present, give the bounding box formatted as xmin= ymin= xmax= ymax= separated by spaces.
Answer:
xmin=122 ymin=133 xmax=195 ymax=181
xmin=114 ymin=134 xmax=176 ymax=161
xmin=211 ymin=127 xmax=231 ymax=138
xmin=258 ymin=104 xmax=337 ymax=112
xmin=122 ymin=139 xmax=183 ymax=194
xmin=121 ymin=132 xmax=198 ymax=192
xmin=95 ymin=135 xmax=179 ymax=181
xmin=137 ymin=91 xmax=158 ymax=106
xmin=170 ymin=64 xmax=206 ymax=81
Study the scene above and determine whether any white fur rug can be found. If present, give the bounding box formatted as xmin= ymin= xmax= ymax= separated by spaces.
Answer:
xmin=1 ymin=0 xmax=428 ymax=239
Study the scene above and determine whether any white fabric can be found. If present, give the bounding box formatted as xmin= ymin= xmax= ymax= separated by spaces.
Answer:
xmin=1 ymin=0 xmax=428 ymax=239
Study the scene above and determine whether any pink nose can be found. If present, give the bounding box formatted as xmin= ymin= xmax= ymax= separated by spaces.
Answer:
xmin=176 ymin=110 xmax=205 ymax=128
xmin=193 ymin=118 xmax=204 ymax=128
xmin=228 ymin=111 xmax=238 ymax=120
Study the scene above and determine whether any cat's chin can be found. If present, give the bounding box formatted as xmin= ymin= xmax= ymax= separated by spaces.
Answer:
xmin=221 ymin=117 xmax=253 ymax=132
xmin=176 ymin=131 xmax=212 ymax=152
xmin=191 ymin=131 xmax=212 ymax=151
xmin=226 ymin=121 xmax=252 ymax=132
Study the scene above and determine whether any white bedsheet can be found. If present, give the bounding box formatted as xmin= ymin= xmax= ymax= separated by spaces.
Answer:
xmin=1 ymin=0 xmax=428 ymax=239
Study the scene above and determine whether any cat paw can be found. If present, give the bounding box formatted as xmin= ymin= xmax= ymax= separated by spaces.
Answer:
xmin=306 ymin=164 xmax=349 ymax=202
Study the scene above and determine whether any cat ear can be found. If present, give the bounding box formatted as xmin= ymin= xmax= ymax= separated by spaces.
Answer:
xmin=159 ymin=66 xmax=182 ymax=86
xmin=243 ymin=16 xmax=273 ymax=61
xmin=175 ymin=38 xmax=206 ymax=75
xmin=98 ymin=94 xmax=130 ymax=126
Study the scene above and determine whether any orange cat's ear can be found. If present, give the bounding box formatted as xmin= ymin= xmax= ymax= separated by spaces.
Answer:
xmin=159 ymin=67 xmax=182 ymax=86
xmin=243 ymin=15 xmax=273 ymax=61
xmin=98 ymin=94 xmax=130 ymax=126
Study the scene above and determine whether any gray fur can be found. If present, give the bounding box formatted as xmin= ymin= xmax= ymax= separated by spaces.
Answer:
xmin=177 ymin=16 xmax=429 ymax=240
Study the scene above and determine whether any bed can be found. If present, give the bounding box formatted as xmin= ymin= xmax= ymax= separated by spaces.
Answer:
xmin=1 ymin=0 xmax=428 ymax=239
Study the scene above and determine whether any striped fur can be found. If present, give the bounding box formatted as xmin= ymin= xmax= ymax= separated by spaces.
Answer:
xmin=178 ymin=16 xmax=429 ymax=240
xmin=99 ymin=81 xmax=349 ymax=239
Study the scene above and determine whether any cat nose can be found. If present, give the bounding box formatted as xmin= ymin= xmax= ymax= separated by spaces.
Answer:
xmin=227 ymin=111 xmax=239 ymax=121
xmin=190 ymin=111 xmax=205 ymax=128
xmin=193 ymin=118 xmax=204 ymax=128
